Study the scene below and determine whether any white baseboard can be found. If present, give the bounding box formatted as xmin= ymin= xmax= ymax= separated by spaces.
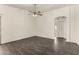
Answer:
xmin=36 ymin=35 xmax=54 ymax=40
xmin=1 ymin=35 xmax=35 ymax=44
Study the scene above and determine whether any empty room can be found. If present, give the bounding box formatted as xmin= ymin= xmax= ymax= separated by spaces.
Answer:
xmin=0 ymin=4 xmax=79 ymax=55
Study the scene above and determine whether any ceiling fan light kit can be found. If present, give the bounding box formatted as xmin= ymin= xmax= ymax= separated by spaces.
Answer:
xmin=32 ymin=13 xmax=37 ymax=17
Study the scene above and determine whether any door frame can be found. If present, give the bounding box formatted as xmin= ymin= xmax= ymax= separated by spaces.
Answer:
xmin=54 ymin=16 xmax=67 ymax=39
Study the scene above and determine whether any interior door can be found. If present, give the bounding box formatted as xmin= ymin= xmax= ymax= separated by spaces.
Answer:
xmin=54 ymin=16 xmax=66 ymax=39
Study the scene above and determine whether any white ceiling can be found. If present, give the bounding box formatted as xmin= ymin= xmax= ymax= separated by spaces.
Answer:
xmin=6 ymin=4 xmax=73 ymax=13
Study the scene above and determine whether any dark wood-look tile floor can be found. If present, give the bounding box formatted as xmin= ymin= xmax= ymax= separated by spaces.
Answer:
xmin=0 ymin=36 xmax=79 ymax=55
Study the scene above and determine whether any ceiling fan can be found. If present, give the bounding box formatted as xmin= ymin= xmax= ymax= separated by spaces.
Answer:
xmin=28 ymin=4 xmax=43 ymax=17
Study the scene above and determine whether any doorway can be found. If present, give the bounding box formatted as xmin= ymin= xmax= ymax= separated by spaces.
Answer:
xmin=54 ymin=16 xmax=67 ymax=39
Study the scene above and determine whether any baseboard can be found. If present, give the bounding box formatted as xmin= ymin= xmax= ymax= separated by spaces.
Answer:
xmin=36 ymin=35 xmax=54 ymax=40
xmin=1 ymin=36 xmax=36 ymax=44
xmin=65 ymin=40 xmax=78 ymax=46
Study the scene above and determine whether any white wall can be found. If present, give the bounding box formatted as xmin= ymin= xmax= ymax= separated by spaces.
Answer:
xmin=70 ymin=5 xmax=79 ymax=45
xmin=0 ymin=5 xmax=35 ymax=44
xmin=36 ymin=7 xmax=70 ymax=41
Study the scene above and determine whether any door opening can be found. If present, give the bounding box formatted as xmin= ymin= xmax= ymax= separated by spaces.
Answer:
xmin=54 ymin=16 xmax=67 ymax=40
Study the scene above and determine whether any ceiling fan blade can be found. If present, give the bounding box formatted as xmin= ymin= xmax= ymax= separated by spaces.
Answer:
xmin=26 ymin=10 xmax=34 ymax=13
xmin=41 ymin=10 xmax=51 ymax=14
xmin=38 ymin=14 xmax=43 ymax=16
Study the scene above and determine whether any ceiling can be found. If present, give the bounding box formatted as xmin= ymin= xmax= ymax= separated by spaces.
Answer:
xmin=6 ymin=4 xmax=73 ymax=13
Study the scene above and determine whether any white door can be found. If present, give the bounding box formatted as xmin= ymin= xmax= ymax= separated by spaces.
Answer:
xmin=54 ymin=16 xmax=66 ymax=38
